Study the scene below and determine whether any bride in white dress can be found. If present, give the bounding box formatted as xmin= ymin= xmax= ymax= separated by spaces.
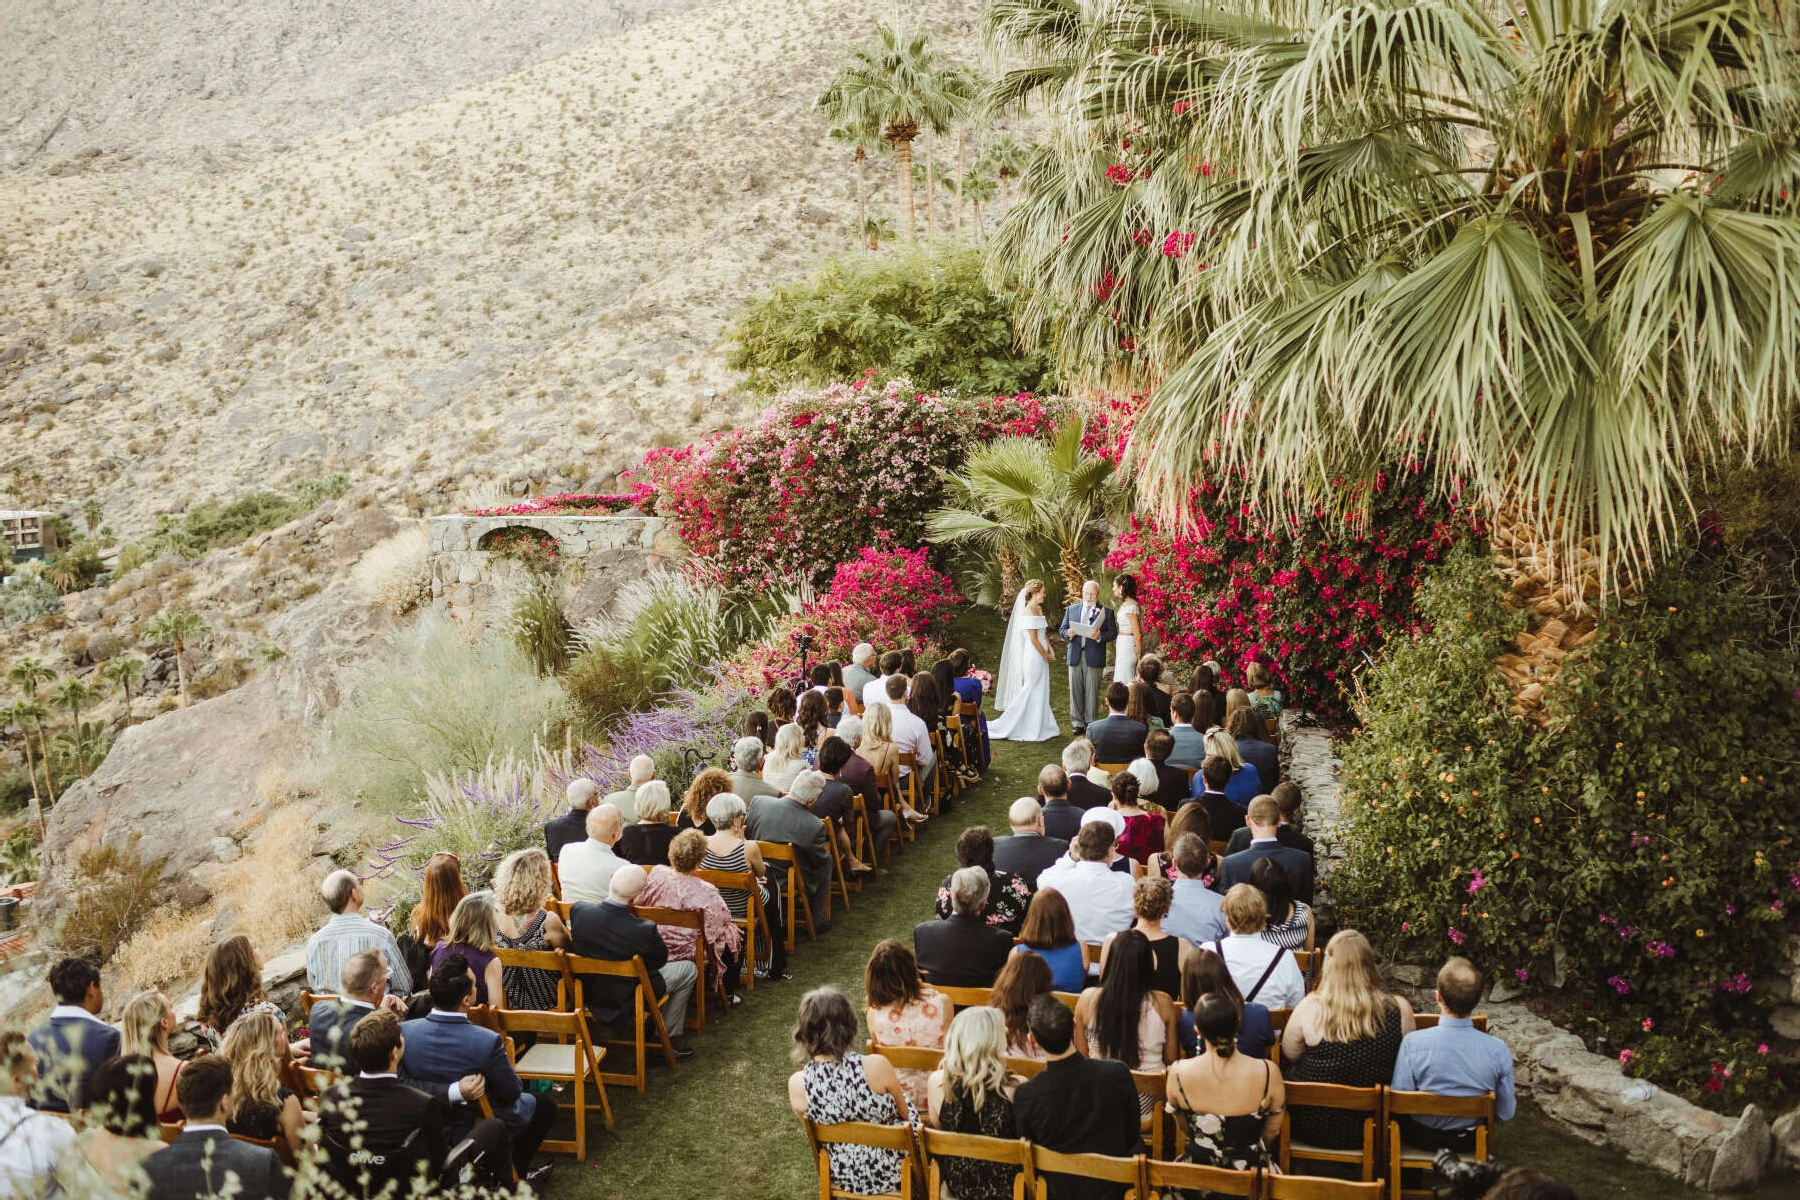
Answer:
xmin=989 ymin=579 xmax=1061 ymax=743
xmin=1112 ymin=573 xmax=1140 ymax=684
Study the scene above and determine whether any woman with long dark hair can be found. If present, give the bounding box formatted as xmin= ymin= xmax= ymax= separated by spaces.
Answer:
xmin=1072 ymin=929 xmax=1178 ymax=1116
xmin=1112 ymin=574 xmax=1140 ymax=684
xmin=1166 ymin=993 xmax=1284 ymax=1174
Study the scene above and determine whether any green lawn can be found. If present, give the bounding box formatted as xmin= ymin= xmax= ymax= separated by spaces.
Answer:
xmin=546 ymin=605 xmax=1788 ymax=1199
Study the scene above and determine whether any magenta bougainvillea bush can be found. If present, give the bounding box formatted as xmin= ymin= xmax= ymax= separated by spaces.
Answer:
xmin=1106 ymin=466 xmax=1467 ymax=715
xmin=633 ymin=377 xmax=1065 ymax=588
xmin=464 ymin=486 xmax=653 ymax=518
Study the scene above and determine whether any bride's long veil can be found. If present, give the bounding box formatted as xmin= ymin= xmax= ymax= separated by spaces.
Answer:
xmin=992 ymin=587 xmax=1031 ymax=712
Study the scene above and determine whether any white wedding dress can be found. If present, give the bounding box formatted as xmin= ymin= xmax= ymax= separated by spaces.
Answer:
xmin=989 ymin=591 xmax=1061 ymax=743
xmin=1113 ymin=598 xmax=1139 ymax=683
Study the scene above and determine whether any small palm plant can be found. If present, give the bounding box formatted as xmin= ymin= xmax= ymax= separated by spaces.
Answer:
xmin=143 ymin=609 xmax=210 ymax=707
xmin=101 ymin=657 xmax=145 ymax=723
xmin=53 ymin=677 xmax=100 ymax=774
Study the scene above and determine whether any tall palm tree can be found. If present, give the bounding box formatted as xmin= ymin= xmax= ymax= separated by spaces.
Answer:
xmin=101 ymin=657 xmax=145 ymax=723
xmin=962 ymin=170 xmax=1000 ymax=239
xmin=988 ymin=0 xmax=1800 ymax=588
xmin=53 ymin=677 xmax=99 ymax=774
xmin=50 ymin=722 xmax=107 ymax=778
xmin=927 ymin=416 xmax=1125 ymax=601
xmin=7 ymin=657 xmax=59 ymax=798
xmin=80 ymin=498 xmax=102 ymax=538
xmin=144 ymin=610 xmax=210 ymax=708
xmin=9 ymin=700 xmax=45 ymax=831
xmin=829 ymin=124 xmax=885 ymax=252
xmin=818 ymin=23 xmax=974 ymax=242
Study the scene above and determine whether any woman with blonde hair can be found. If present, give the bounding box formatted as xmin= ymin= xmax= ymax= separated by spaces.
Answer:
xmin=926 ymin=1007 xmax=1024 ymax=1200
xmin=1245 ymin=662 xmax=1282 ymax=722
xmin=492 ymin=848 xmax=569 ymax=1010
xmin=855 ymin=700 xmax=926 ymax=822
xmin=221 ymin=1010 xmax=305 ymax=1157
xmin=1281 ymin=929 xmax=1415 ymax=1148
xmin=119 ymin=990 xmax=186 ymax=1124
xmin=429 ymin=891 xmax=505 ymax=1007
xmin=1205 ymin=727 xmax=1262 ymax=806
xmin=617 ymin=779 xmax=677 ymax=866
xmin=763 ymin=721 xmax=808 ymax=794
xmin=679 ymin=767 xmax=733 ymax=833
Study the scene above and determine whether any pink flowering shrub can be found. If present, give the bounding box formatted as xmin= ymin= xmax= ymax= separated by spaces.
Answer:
xmin=464 ymin=486 xmax=653 ymax=518
xmin=634 ymin=379 xmax=1063 ymax=588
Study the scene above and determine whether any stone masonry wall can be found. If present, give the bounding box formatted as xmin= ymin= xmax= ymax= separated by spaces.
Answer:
xmin=426 ymin=513 xmax=686 ymax=627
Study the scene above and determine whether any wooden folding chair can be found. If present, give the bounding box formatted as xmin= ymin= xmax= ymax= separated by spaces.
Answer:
xmin=493 ymin=945 xmax=575 ymax=1013
xmin=877 ymin=767 xmax=915 ymax=849
xmin=1268 ymin=1175 xmax=1386 ymax=1199
xmin=895 ymin=752 xmax=924 ymax=817
xmin=931 ymin=984 xmax=993 ymax=1010
xmin=1280 ymin=1083 xmax=1383 ymax=1182
xmin=852 ymin=794 xmax=887 ymax=869
xmin=920 ymin=1128 xmax=1031 ymax=1200
xmin=1051 ymin=992 xmax=1082 ymax=1013
xmin=546 ymin=898 xmax=573 ymax=925
xmin=1210 ymin=839 xmax=1231 ymax=858
xmin=285 ymin=1060 xmax=348 ymax=1110
xmin=563 ymin=951 xmax=679 ymax=1092
xmin=550 ymin=862 xmax=562 ymax=901
xmin=494 ymin=1006 xmax=613 ymax=1157
xmin=1029 ymin=1144 xmax=1143 ymax=1200
xmin=1385 ymin=1091 xmax=1495 ymax=1200
xmin=1095 ymin=762 xmax=1131 ymax=778
xmin=298 ymin=989 xmax=339 ymax=1013
xmin=695 ymin=867 xmax=769 ymax=991
xmin=943 ymin=714 xmax=974 ymax=784
xmin=758 ymin=840 xmax=817 ymax=949
xmin=158 ymin=1121 xmax=183 ymax=1144
xmin=1292 ymin=949 xmax=1319 ymax=990
xmin=929 ymin=730 xmax=955 ymax=806
xmin=803 ymin=1117 xmax=922 ymax=1200
xmin=1141 ymin=1158 xmax=1257 ymax=1198
xmin=1005 ymin=1055 xmax=1048 ymax=1079
xmin=1133 ymin=1070 xmax=1169 ymax=1159
xmin=821 ymin=815 xmax=855 ymax=913
xmin=1411 ymin=1014 xmax=1489 ymax=1032
xmin=631 ymin=904 xmax=712 ymax=1033
xmin=956 ymin=699 xmax=988 ymax=767
xmin=231 ymin=1131 xmax=297 ymax=1169
xmin=473 ymin=1093 xmax=519 ymax=1183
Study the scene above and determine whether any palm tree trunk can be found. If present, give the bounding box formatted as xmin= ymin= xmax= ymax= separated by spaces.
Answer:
xmin=68 ymin=701 xmax=82 ymax=774
xmin=175 ymin=645 xmax=190 ymax=708
xmin=972 ymin=198 xmax=983 ymax=242
xmin=36 ymin=727 xmax=55 ymax=804
xmin=1489 ymin=510 xmax=1605 ymax=728
xmin=998 ymin=544 xmax=1022 ymax=612
xmin=894 ymin=138 xmax=917 ymax=242
xmin=925 ymin=134 xmax=936 ymax=241
xmin=854 ymin=150 xmax=869 ymax=253
xmin=953 ymin=129 xmax=965 ymax=237
xmin=1058 ymin=545 xmax=1086 ymax=605
xmin=121 ymin=682 xmax=132 ymax=723
xmin=18 ymin=731 xmax=41 ymax=814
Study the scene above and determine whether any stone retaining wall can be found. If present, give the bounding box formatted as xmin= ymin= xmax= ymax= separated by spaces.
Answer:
xmin=425 ymin=513 xmax=686 ymax=626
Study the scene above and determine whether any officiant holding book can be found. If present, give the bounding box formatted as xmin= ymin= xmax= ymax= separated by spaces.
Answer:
xmin=1058 ymin=579 xmax=1117 ymax=734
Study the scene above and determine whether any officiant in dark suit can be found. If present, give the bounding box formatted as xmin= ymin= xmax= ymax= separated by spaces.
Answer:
xmin=1058 ymin=580 xmax=1117 ymax=733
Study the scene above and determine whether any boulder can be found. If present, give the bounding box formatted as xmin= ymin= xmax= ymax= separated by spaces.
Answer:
xmin=1708 ymin=1105 xmax=1771 ymax=1191
xmin=1772 ymin=1110 xmax=1800 ymax=1171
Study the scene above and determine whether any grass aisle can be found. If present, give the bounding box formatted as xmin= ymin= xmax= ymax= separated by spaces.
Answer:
xmin=552 ymin=606 xmax=1785 ymax=1200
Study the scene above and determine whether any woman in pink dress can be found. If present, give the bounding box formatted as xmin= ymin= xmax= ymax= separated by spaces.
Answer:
xmin=639 ymin=829 xmax=747 ymax=1003
xmin=862 ymin=939 xmax=951 ymax=1116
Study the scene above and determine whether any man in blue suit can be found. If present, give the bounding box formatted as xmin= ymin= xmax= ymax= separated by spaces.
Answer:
xmin=1058 ymin=580 xmax=1117 ymax=733
xmin=27 ymin=956 xmax=119 ymax=1112
xmin=400 ymin=954 xmax=556 ymax=1187
xmin=1219 ymin=796 xmax=1315 ymax=903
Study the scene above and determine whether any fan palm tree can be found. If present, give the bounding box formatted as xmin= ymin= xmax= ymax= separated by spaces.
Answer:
xmin=102 ymin=657 xmax=145 ymax=723
xmin=9 ymin=700 xmax=46 ymax=830
xmin=829 ymin=124 xmax=886 ymax=253
xmin=962 ymin=171 xmax=1001 ymax=239
xmin=818 ymin=22 xmax=975 ymax=242
xmin=50 ymin=721 xmax=108 ymax=778
xmin=927 ymin=416 xmax=1125 ymax=602
xmin=80 ymin=498 xmax=102 ymax=538
xmin=53 ymin=677 xmax=99 ymax=773
xmin=144 ymin=609 xmax=210 ymax=707
xmin=988 ymin=0 xmax=1800 ymax=588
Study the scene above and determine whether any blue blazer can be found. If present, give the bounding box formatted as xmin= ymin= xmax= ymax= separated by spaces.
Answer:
xmin=399 ymin=1011 xmax=523 ymax=1136
xmin=29 ymin=1012 xmax=120 ymax=1111
xmin=1058 ymin=603 xmax=1117 ymax=667
xmin=1237 ymin=735 xmax=1280 ymax=793
xmin=307 ymin=998 xmax=375 ymax=1073
xmin=1220 ymin=841 xmax=1316 ymax=904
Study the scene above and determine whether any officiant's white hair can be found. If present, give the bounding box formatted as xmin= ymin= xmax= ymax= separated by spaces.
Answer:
xmin=1082 ymin=579 xmax=1100 ymax=594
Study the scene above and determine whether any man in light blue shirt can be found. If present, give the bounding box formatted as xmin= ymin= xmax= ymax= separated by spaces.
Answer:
xmin=306 ymin=870 xmax=412 ymax=997
xmin=1391 ymin=957 xmax=1516 ymax=1150
xmin=1161 ymin=833 xmax=1227 ymax=945
xmin=1166 ymin=693 xmax=1207 ymax=769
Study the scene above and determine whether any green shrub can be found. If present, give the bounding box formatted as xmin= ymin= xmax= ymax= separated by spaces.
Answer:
xmin=563 ymin=645 xmax=658 ymax=736
xmin=55 ymin=838 xmax=164 ymax=961
xmin=1 ymin=571 xmax=62 ymax=627
xmin=725 ymin=247 xmax=1052 ymax=395
xmin=0 ymin=823 xmax=38 ymax=887
xmin=122 ymin=474 xmax=351 ymax=562
xmin=1334 ymin=548 xmax=1800 ymax=1110
xmin=509 ymin=582 xmax=571 ymax=676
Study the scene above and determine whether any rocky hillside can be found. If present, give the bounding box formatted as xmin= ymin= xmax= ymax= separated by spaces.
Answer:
xmin=0 ymin=0 xmax=986 ymax=530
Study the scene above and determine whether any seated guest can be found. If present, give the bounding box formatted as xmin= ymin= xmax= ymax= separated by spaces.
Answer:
xmin=934 ymin=826 xmax=1033 ymax=935
xmin=1207 ymin=728 xmax=1264 ymax=807
xmin=143 ymin=1055 xmax=289 ymax=1200
xmin=885 ymin=673 xmax=938 ymax=793
xmin=400 ymin=955 xmax=557 ymax=1181
xmin=603 ymin=753 xmax=657 ymax=822
xmin=400 ymin=852 xmax=466 ymax=989
xmin=1283 ymin=930 xmax=1415 ymax=1148
xmin=197 ymin=935 xmax=294 ymax=1054
xmin=1191 ymin=661 xmax=1226 ymax=721
xmin=556 ymin=802 xmax=627 ymax=905
xmin=567 ymin=866 xmax=698 ymax=1055
xmin=1073 ymin=929 xmax=1178 ymax=1118
xmin=1208 ymin=885 xmax=1306 ymax=1010
xmin=1085 ymin=682 xmax=1148 ymax=764
xmin=1221 ymin=796 xmax=1316 ymax=903
xmin=994 ymin=795 xmax=1068 ymax=888
xmin=616 ymin=780 xmax=678 ymax=867
xmin=1062 ymin=740 xmax=1111 ymax=810
xmin=308 ymin=868 xmax=414 ymax=1001
xmin=493 ymin=849 xmax=569 ymax=1011
xmin=817 ymin=734 xmax=888 ymax=873
xmin=831 ymin=716 xmax=887 ymax=824
xmin=702 ymin=793 xmax=789 ymax=982
xmin=1166 ymin=692 xmax=1206 ymax=769
xmin=0 ymin=1031 xmax=76 ymax=1194
xmin=1038 ymin=764 xmax=1085 ymax=843
xmin=742 ymin=709 xmax=773 ymax=750
xmin=927 ymin=1007 xmax=1023 ymax=1200
xmin=59 ymin=1053 xmax=161 ymax=1194
xmin=319 ymin=1008 xmax=508 ymax=1193
xmin=1192 ymin=687 xmax=1221 ymax=737
xmin=787 ymin=987 xmax=915 ymax=1194
xmin=860 ymin=649 xmax=907 ymax=712
xmin=119 ymin=990 xmax=187 ymax=1125
xmin=1227 ymin=706 xmax=1280 ymax=793
xmin=1245 ymin=662 xmax=1283 ymax=723
xmin=729 ymin=737 xmax=780 ymax=800
xmin=913 ymin=671 xmax=975 ymax=785
xmin=1109 ymin=769 xmax=1164 ymax=865
xmin=747 ymin=769 xmax=835 ymax=926
xmin=1012 ymin=887 xmax=1088 ymax=994
xmin=1391 ymin=957 xmax=1517 ymax=1150
xmin=641 ymin=829 xmax=747 ymax=1003
xmin=1223 ymin=687 xmax=1256 ymax=728
xmin=678 ymin=767 xmax=734 ymax=835
xmin=1252 ymin=856 xmax=1315 ymax=951
xmin=1037 ymin=820 xmax=1135 ymax=946
xmin=763 ymin=722 xmax=808 ymax=794
xmin=823 ymin=685 xmax=846 ymax=728
xmin=1227 ymin=778 xmax=1313 ymax=856
xmin=221 ymin=1011 xmax=305 ymax=1159
xmin=796 ymin=688 xmax=833 ymax=753
xmin=1098 ymin=877 xmax=1189 ymax=998
xmin=1154 ymin=804 xmax=1222 ymax=887
xmin=766 ymin=684 xmax=798 ymax=732
xmin=1143 ymin=731 xmax=1189 ymax=807
xmin=309 ymin=949 xmax=405 ymax=1072
xmin=1188 ymin=754 xmax=1247 ymax=838
xmin=989 ymin=952 xmax=1056 ymax=1058
xmin=544 ymin=777 xmax=599 ymax=864
xmin=1013 ymin=995 xmax=1141 ymax=1200
xmin=915 ymin=868 xmax=1015 ymax=987
xmin=28 ymin=956 xmax=120 ymax=1112
xmin=1126 ymin=681 xmax=1164 ymax=734
xmin=1179 ymin=948 xmax=1275 ymax=1060
xmin=1166 ymin=993 xmax=1285 ymax=1176
xmin=864 ymin=940 xmax=952 ymax=1117
xmin=945 ymin=647 xmax=990 ymax=769
xmin=1136 ymin=655 xmax=1173 ymax=723
xmin=430 ymin=891 xmax=505 ymax=1008
xmin=843 ymin=643 xmax=879 ymax=708
xmin=1162 ymin=834 xmax=1229 ymax=947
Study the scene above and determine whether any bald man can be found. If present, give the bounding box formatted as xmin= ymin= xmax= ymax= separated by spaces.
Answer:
xmin=556 ymin=803 xmax=625 ymax=905
xmin=993 ymin=796 xmax=1069 ymax=889
xmin=566 ymin=864 xmax=697 ymax=1057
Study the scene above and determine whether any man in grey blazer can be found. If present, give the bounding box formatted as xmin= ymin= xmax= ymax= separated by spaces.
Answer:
xmin=1057 ymin=580 xmax=1117 ymax=733
xmin=746 ymin=769 xmax=835 ymax=929
xmin=144 ymin=1056 xmax=290 ymax=1200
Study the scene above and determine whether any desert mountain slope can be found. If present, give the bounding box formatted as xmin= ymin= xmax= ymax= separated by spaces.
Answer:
xmin=0 ymin=0 xmax=982 ymax=529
